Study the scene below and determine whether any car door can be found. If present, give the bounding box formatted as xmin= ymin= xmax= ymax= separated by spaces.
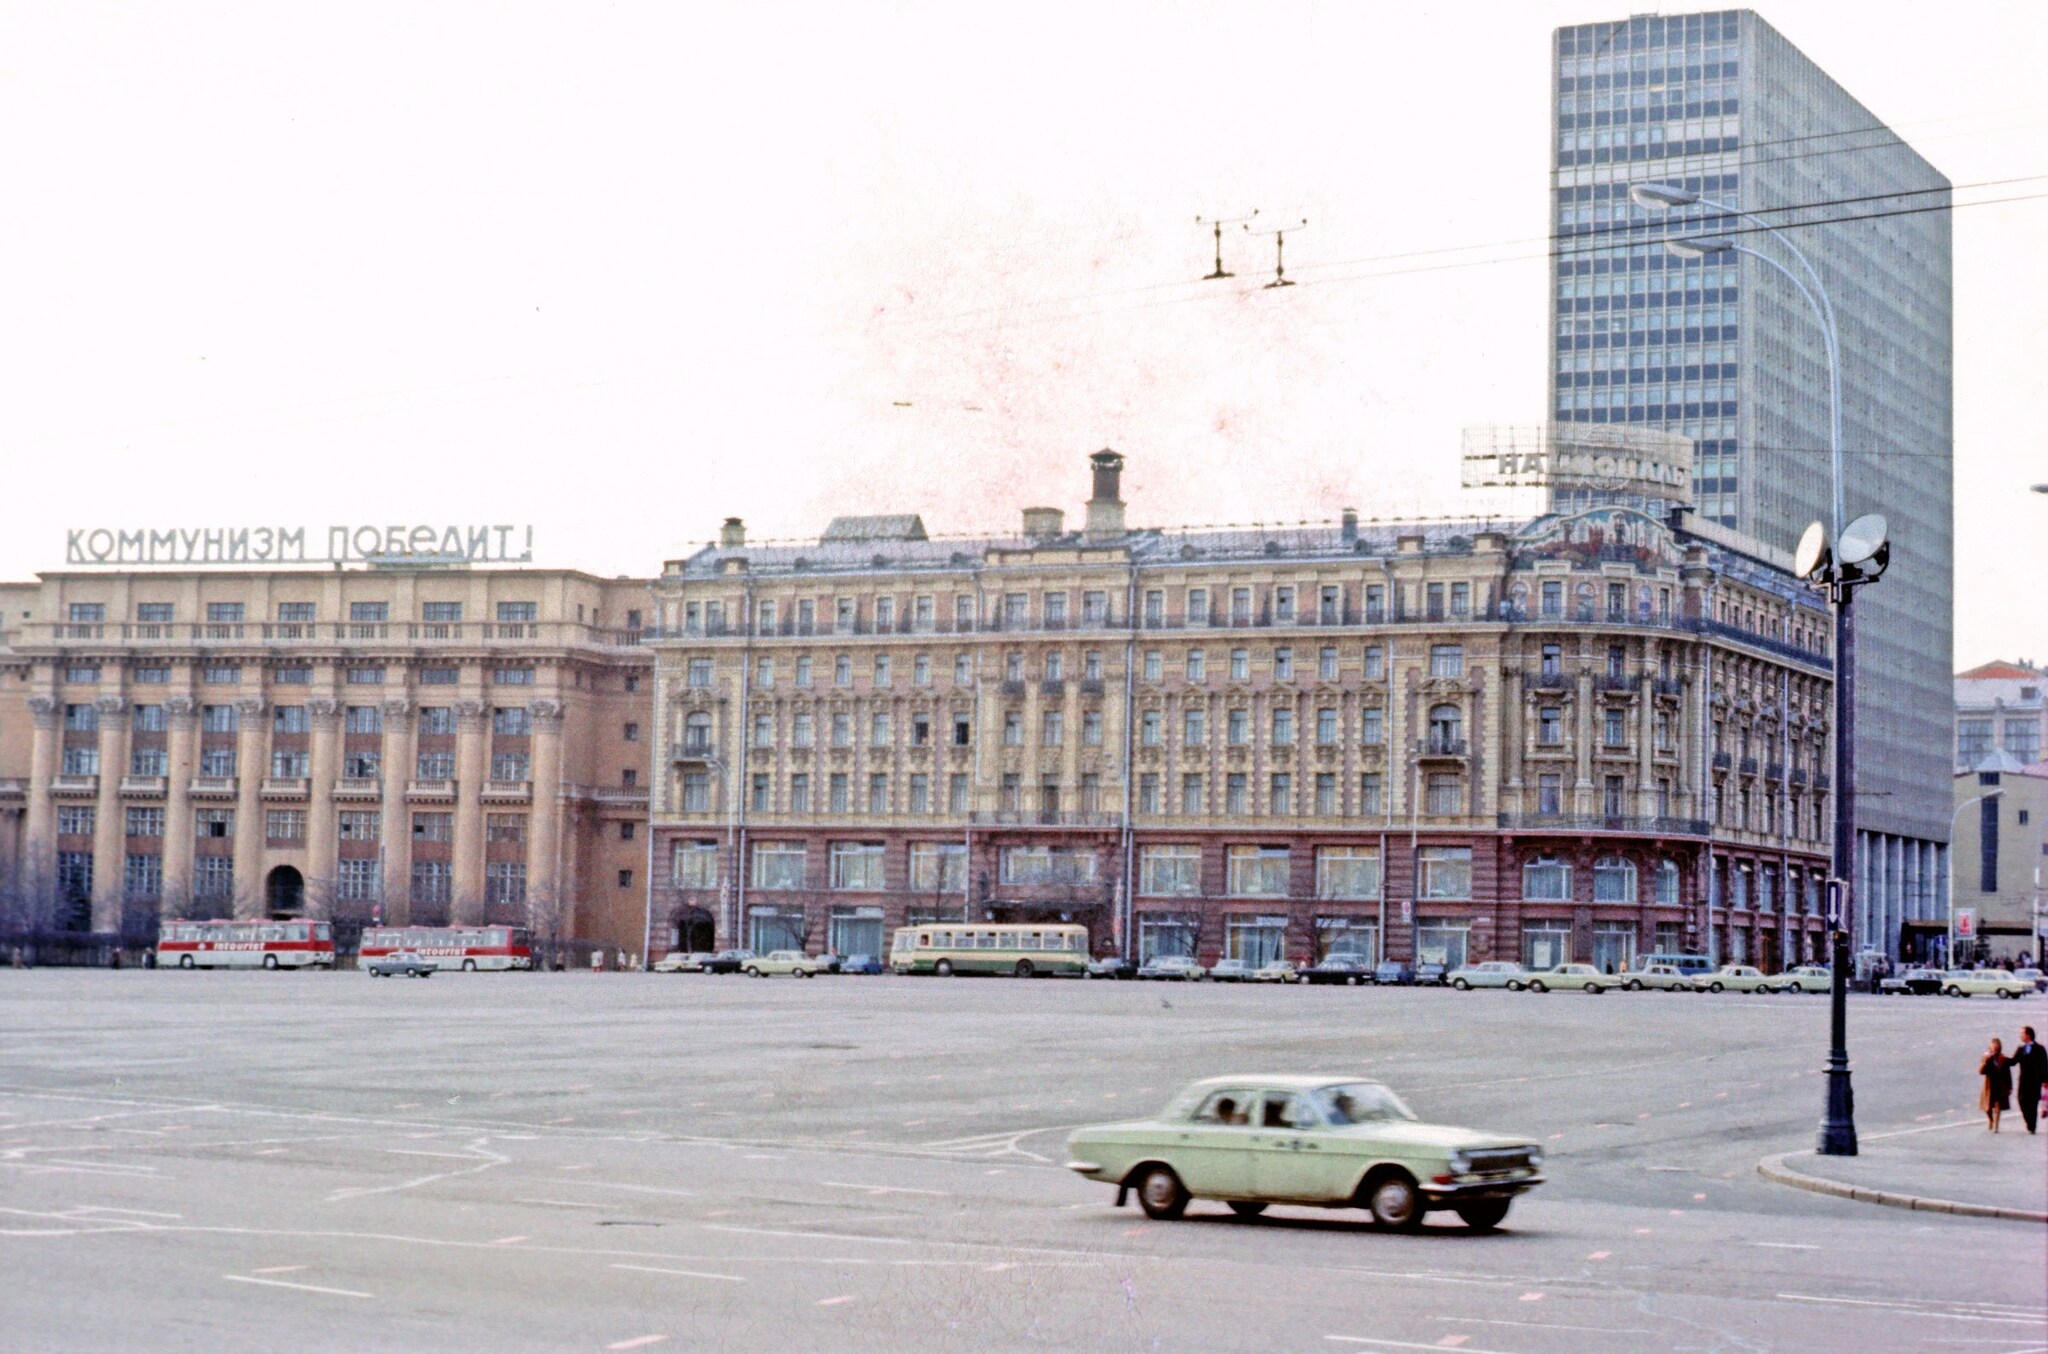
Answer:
xmin=1247 ymin=1091 xmax=1342 ymax=1202
xmin=1172 ymin=1090 xmax=1258 ymax=1198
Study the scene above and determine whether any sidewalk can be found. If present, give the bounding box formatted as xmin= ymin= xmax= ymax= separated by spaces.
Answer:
xmin=1759 ymin=1116 xmax=2048 ymax=1223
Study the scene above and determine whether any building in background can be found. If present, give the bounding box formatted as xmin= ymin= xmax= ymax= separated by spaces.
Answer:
xmin=1954 ymin=660 xmax=2046 ymax=769
xmin=645 ymin=452 xmax=1836 ymax=974
xmin=1549 ymin=8 xmax=1954 ymax=959
xmin=1949 ymin=756 xmax=2048 ymax=966
xmin=0 ymin=568 xmax=653 ymax=961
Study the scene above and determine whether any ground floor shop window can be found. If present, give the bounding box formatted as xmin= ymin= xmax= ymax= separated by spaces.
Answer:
xmin=1414 ymin=921 xmax=1470 ymax=969
xmin=1655 ymin=921 xmax=1684 ymax=953
xmin=748 ymin=907 xmax=804 ymax=953
xmin=1523 ymin=920 xmax=1571 ymax=970
xmin=1316 ymin=917 xmax=1378 ymax=964
xmin=1593 ymin=922 xmax=1636 ymax=974
xmin=829 ymin=907 xmax=884 ymax=958
xmin=1225 ymin=916 xmax=1287 ymax=966
xmin=1727 ymin=927 xmax=1747 ymax=964
xmin=1138 ymin=915 xmax=1197 ymax=962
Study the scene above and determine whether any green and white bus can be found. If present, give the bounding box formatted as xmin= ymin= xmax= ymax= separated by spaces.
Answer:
xmin=890 ymin=923 xmax=1090 ymax=977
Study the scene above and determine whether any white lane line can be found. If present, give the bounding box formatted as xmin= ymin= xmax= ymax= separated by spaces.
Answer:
xmin=1777 ymin=1294 xmax=2043 ymax=1325
xmin=383 ymin=1149 xmax=485 ymax=1160
xmin=703 ymin=1224 xmax=914 ymax=1246
xmin=1434 ymin=1316 xmax=1655 ymax=1334
xmin=514 ymin=1199 xmax=607 ymax=1210
xmin=223 ymin=1275 xmax=373 ymax=1299
xmin=820 ymin=1181 xmax=948 ymax=1197
xmin=612 ymin=1263 xmax=746 ymax=1283
xmin=605 ymin=1337 xmax=667 ymax=1351
xmin=71 ymin=1206 xmax=182 ymax=1219
xmin=1751 ymin=1242 xmax=1820 ymax=1250
xmin=1862 ymin=1119 xmax=1980 ymax=1141
xmin=816 ymin=1295 xmax=855 ymax=1306
xmin=1327 ymin=1338 xmax=1515 ymax=1353
xmin=572 ymin=1182 xmax=697 ymax=1199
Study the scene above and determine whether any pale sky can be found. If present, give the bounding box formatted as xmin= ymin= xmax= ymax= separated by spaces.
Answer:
xmin=3 ymin=2 xmax=2042 ymax=666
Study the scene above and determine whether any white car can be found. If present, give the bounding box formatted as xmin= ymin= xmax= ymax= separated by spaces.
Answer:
xmin=1448 ymin=961 xmax=1529 ymax=991
xmin=2015 ymin=968 xmax=2047 ymax=993
xmin=1207 ymin=958 xmax=1255 ymax=982
xmin=1524 ymin=963 xmax=1616 ymax=994
xmin=1619 ymin=963 xmax=1696 ymax=992
xmin=1939 ymin=970 xmax=2032 ymax=999
xmin=1251 ymin=960 xmax=1302 ymax=984
xmin=1694 ymin=965 xmax=1779 ymax=994
xmin=1138 ymin=955 xmax=1206 ymax=981
xmin=1778 ymin=965 xmax=1834 ymax=994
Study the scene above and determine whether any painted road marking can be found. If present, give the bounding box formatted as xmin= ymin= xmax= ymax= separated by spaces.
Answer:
xmin=1435 ymin=1317 xmax=1656 ymax=1335
xmin=514 ymin=1198 xmax=607 ymax=1209
xmin=71 ymin=1206 xmax=181 ymax=1219
xmin=605 ymin=1337 xmax=667 ymax=1350
xmin=1327 ymin=1338 xmax=1514 ymax=1353
xmin=612 ymin=1264 xmax=746 ymax=1283
xmin=223 ymin=1275 xmax=373 ymax=1299
xmin=816 ymin=1295 xmax=856 ymax=1306
xmin=1752 ymin=1242 xmax=1819 ymax=1250
xmin=1777 ymin=1294 xmax=2042 ymax=1324
xmin=704 ymin=1225 xmax=912 ymax=1246
xmin=490 ymin=1236 xmax=528 ymax=1245
xmin=821 ymin=1181 xmax=947 ymax=1197
xmin=250 ymin=1265 xmax=307 ymax=1274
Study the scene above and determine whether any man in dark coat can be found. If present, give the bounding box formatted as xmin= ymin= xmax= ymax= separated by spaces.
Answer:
xmin=2013 ymin=1025 xmax=2048 ymax=1135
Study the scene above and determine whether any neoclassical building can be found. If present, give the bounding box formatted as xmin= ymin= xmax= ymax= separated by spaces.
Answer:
xmin=645 ymin=452 xmax=1837 ymax=972
xmin=0 ymin=567 xmax=654 ymax=956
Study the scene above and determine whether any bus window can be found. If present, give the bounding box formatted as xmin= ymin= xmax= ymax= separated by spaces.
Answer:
xmin=314 ymin=922 xmax=331 ymax=940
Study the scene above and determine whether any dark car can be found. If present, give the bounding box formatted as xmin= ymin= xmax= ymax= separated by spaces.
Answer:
xmin=700 ymin=949 xmax=756 ymax=975
xmin=1374 ymin=960 xmax=1415 ymax=986
xmin=1303 ymin=955 xmax=1375 ymax=986
xmin=1085 ymin=956 xmax=1137 ymax=980
xmin=837 ymin=953 xmax=886 ymax=975
xmin=1878 ymin=967 xmax=1943 ymax=995
xmin=1414 ymin=962 xmax=1449 ymax=987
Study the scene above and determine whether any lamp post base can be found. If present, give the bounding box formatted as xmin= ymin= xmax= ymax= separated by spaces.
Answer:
xmin=1818 ymin=1054 xmax=1858 ymax=1156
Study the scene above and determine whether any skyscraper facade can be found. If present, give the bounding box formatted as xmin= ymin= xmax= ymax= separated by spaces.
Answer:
xmin=1549 ymin=8 xmax=1953 ymax=957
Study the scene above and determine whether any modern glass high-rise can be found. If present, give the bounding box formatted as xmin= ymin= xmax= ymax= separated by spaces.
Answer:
xmin=1548 ymin=9 xmax=1953 ymax=957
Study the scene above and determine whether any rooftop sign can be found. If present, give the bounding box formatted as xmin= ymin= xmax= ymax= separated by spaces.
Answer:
xmin=63 ymin=525 xmax=536 ymax=568
xmin=1461 ymin=425 xmax=1694 ymax=503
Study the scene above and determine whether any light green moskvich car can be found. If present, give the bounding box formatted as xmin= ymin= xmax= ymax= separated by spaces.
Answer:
xmin=742 ymin=950 xmax=824 ymax=978
xmin=1066 ymin=1075 xmax=1543 ymax=1230
xmin=1447 ymin=961 xmax=1529 ymax=991
xmin=1694 ymin=964 xmax=1778 ymax=993
xmin=1524 ymin=963 xmax=1616 ymax=993
xmin=1778 ymin=965 xmax=1834 ymax=994
xmin=1619 ymin=963 xmax=1695 ymax=992
xmin=1939 ymin=970 xmax=2032 ymax=999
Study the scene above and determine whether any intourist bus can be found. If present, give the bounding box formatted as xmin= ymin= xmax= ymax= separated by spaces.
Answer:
xmin=357 ymin=926 xmax=534 ymax=972
xmin=155 ymin=919 xmax=336 ymax=970
xmin=889 ymin=923 xmax=1089 ymax=976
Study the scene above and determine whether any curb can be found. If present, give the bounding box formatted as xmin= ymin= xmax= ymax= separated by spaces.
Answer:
xmin=1757 ymin=1152 xmax=2048 ymax=1224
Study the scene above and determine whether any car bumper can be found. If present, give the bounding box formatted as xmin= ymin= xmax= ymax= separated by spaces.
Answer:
xmin=1420 ymin=1173 xmax=1544 ymax=1201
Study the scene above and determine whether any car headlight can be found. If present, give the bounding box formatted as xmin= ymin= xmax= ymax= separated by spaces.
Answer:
xmin=1447 ymin=1151 xmax=1471 ymax=1175
xmin=1526 ymin=1146 xmax=1544 ymax=1167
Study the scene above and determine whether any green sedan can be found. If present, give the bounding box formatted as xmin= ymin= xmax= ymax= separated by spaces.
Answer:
xmin=1694 ymin=964 xmax=1778 ymax=994
xmin=1620 ymin=963 xmax=1696 ymax=992
xmin=1524 ymin=963 xmax=1616 ymax=993
xmin=1065 ymin=1075 xmax=1544 ymax=1231
xmin=741 ymin=950 xmax=824 ymax=978
xmin=1940 ymin=970 xmax=2032 ymax=999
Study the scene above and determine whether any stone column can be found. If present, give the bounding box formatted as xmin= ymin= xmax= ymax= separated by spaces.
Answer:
xmin=161 ymin=697 xmax=199 ymax=915
xmin=23 ymin=696 xmax=58 ymax=907
xmin=452 ymin=700 xmax=488 ymax=923
xmin=305 ymin=698 xmax=340 ymax=919
xmin=526 ymin=699 xmax=565 ymax=939
xmin=232 ymin=697 xmax=267 ymax=919
xmin=90 ymin=697 xmax=129 ymax=931
xmin=1637 ymin=674 xmax=1657 ymax=819
xmin=1573 ymin=667 xmax=1594 ymax=815
xmin=380 ymin=700 xmax=414 ymax=925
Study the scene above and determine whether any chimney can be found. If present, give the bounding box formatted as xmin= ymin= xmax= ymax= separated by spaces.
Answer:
xmin=1085 ymin=448 xmax=1126 ymax=540
xmin=1341 ymin=507 xmax=1358 ymax=545
xmin=720 ymin=517 xmax=745 ymax=548
xmin=1021 ymin=507 xmax=1065 ymax=540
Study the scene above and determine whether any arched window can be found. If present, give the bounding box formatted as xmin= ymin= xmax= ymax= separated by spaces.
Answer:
xmin=1428 ymin=703 xmax=1462 ymax=751
xmin=683 ymin=711 xmax=713 ymax=751
xmin=1593 ymin=856 xmax=1638 ymax=903
xmin=1654 ymin=859 xmax=1681 ymax=906
xmin=1522 ymin=855 xmax=1571 ymax=901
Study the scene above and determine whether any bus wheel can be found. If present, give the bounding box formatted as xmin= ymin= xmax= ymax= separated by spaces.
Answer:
xmin=462 ymin=959 xmax=477 ymax=972
xmin=263 ymin=954 xmax=279 ymax=970
xmin=1015 ymin=960 xmax=1035 ymax=979
xmin=179 ymin=955 xmax=194 ymax=969
xmin=934 ymin=959 xmax=954 ymax=977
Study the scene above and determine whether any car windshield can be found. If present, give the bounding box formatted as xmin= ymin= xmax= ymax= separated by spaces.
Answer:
xmin=1312 ymin=1083 xmax=1416 ymax=1125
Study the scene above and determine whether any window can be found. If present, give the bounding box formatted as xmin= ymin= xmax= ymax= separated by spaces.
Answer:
xmin=1084 ymin=651 xmax=1103 ymax=681
xmin=485 ymin=813 xmax=525 ymax=844
xmin=59 ymin=805 xmax=96 ymax=836
xmin=866 ymin=773 xmax=888 ymax=813
xmin=1316 ymin=846 xmax=1380 ymax=899
xmin=1269 ymin=773 xmax=1292 ymax=814
xmin=834 ymin=655 xmax=852 ymax=687
xmin=1182 ymin=774 xmax=1205 ymax=815
xmin=1538 ymin=707 xmax=1563 ymax=745
xmin=681 ymin=771 xmax=711 ymax=811
xmin=65 ymin=703 xmax=98 ymax=733
xmin=419 ymin=666 xmax=458 ymax=686
xmin=1225 ymin=773 xmax=1246 ymax=814
xmin=1958 ymin=719 xmax=1993 ymax=761
xmin=789 ymin=774 xmax=811 ymax=813
xmin=907 ymin=772 xmax=929 ymax=813
xmin=1364 ymin=585 xmax=1385 ymax=622
xmin=1186 ymin=649 xmax=1206 ymax=682
xmin=1140 ymin=844 xmax=1201 ymax=896
xmin=194 ymin=856 xmax=233 ymax=899
xmin=1143 ymin=650 xmax=1163 ymax=681
xmin=1041 ymin=710 xmax=1063 ymax=745
xmin=1314 ymin=772 xmax=1336 ymax=815
xmin=1429 ymin=645 xmax=1463 ymax=678
xmin=1226 ymin=845 xmax=1289 ymax=896
xmin=672 ymin=841 xmax=718 ymax=888
xmin=1274 ymin=587 xmax=1295 ymax=622
xmin=271 ymin=705 xmax=308 ymax=735
xmin=913 ymin=654 xmax=931 ymax=686
xmin=346 ymin=705 xmax=384 ymax=735
xmin=1183 ymin=708 xmax=1206 ymax=746
xmin=1319 ymin=647 xmax=1338 ymax=680
xmin=1361 ymin=707 xmax=1384 ymax=745
xmin=125 ymin=807 xmax=164 ymax=838
xmin=490 ymin=753 xmax=528 ymax=782
xmin=1230 ymin=648 xmax=1250 ymax=680
xmin=1230 ymin=588 xmax=1252 ymax=625
xmin=421 ymin=602 xmax=463 ymax=625
xmin=1603 ymin=774 xmax=1627 ymax=817
xmin=123 ymin=854 xmax=162 ymax=898
xmin=752 ymin=843 xmax=806 ymax=890
xmin=492 ymin=666 xmax=533 ymax=686
xmin=908 ymin=842 xmax=967 ymax=891
xmin=337 ymin=810 xmax=380 ymax=843
xmin=1081 ymin=709 xmax=1103 ymax=746
xmin=1539 ymin=644 xmax=1562 ymax=677
xmin=198 ymin=747 xmax=236 ymax=776
xmin=948 ymin=773 xmax=968 ymax=814
xmin=1002 ymin=712 xmax=1023 ymax=746
xmin=952 ymin=714 xmax=972 ymax=747
xmin=347 ymin=666 xmax=386 ymax=686
xmin=1603 ymin=708 xmax=1627 ymax=747
xmin=1594 ymin=856 xmax=1637 ymax=903
xmin=195 ymin=808 xmax=235 ymax=840
xmin=1363 ymin=646 xmax=1384 ymax=680
xmin=1522 ymin=920 xmax=1571 ymax=970
xmin=871 ymin=712 xmax=893 ymax=747
xmin=754 ymin=656 xmax=774 ymax=690
xmin=415 ymin=751 xmax=454 ymax=779
xmin=1271 ymin=708 xmax=1294 ymax=745
xmin=61 ymin=747 xmax=100 ymax=775
xmin=137 ymin=603 xmax=175 ymax=624
xmin=65 ymin=665 xmax=101 ymax=685
xmin=829 ymin=773 xmax=849 ymax=813
xmin=1316 ymin=708 xmax=1338 ymax=745
xmin=2004 ymin=719 xmax=2040 ymax=762
xmin=1416 ymin=846 xmax=1472 ymax=899
xmin=953 ymin=653 xmax=972 ymax=685
xmin=68 ymin=602 xmax=106 ymax=625
xmin=411 ymin=861 xmax=451 ymax=905
xmin=1138 ymin=773 xmax=1159 ymax=814
xmin=1538 ymin=772 xmax=1562 ymax=815
xmin=1522 ymin=855 xmax=1571 ymax=900
xmin=411 ymin=812 xmax=452 ymax=842
xmin=130 ymin=747 xmax=168 ymax=776
xmin=1425 ymin=773 xmax=1461 ymax=815
xmin=1427 ymin=703 xmax=1461 ymax=751
xmin=1541 ymin=581 xmax=1563 ymax=617
xmin=1043 ymin=593 xmax=1068 ymax=627
xmin=1043 ymin=651 xmax=1064 ymax=682
xmin=486 ymin=862 xmax=526 ymax=906
xmin=268 ymin=810 xmax=307 ymax=841
xmin=1359 ymin=772 xmax=1382 ymax=814
xmin=199 ymin=704 xmax=237 ymax=734
xmin=1226 ymin=709 xmax=1249 ymax=745
xmin=874 ymin=654 xmax=892 ymax=686
xmin=133 ymin=666 xmax=170 ymax=685
xmin=1000 ymin=846 xmax=1096 ymax=884
xmin=344 ymin=751 xmax=382 ymax=778
xmin=830 ymin=842 xmax=886 ymax=890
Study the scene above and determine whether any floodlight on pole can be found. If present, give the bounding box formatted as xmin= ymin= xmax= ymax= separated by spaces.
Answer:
xmin=2033 ymin=484 xmax=2048 ymax=494
xmin=1629 ymin=182 xmax=1701 ymax=210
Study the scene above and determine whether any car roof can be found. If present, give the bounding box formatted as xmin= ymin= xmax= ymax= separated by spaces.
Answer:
xmin=1181 ymin=1074 xmax=1387 ymax=1093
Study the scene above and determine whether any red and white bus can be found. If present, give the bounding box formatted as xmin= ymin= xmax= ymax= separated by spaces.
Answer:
xmin=357 ymin=925 xmax=534 ymax=972
xmin=155 ymin=919 xmax=336 ymax=970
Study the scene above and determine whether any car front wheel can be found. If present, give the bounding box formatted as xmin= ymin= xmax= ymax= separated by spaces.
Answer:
xmin=1365 ymin=1173 xmax=1423 ymax=1230
xmin=1348 ymin=974 xmax=1362 ymax=986
xmin=1528 ymin=980 xmax=1547 ymax=993
xmin=1708 ymin=982 xmax=1724 ymax=993
xmin=1625 ymin=980 xmax=1644 ymax=992
xmin=1133 ymin=1165 xmax=1189 ymax=1221
xmin=1455 ymin=1199 xmax=1511 ymax=1231
xmin=1451 ymin=978 xmax=1471 ymax=991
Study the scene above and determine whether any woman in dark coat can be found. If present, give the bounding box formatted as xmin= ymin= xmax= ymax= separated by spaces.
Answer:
xmin=1980 ymin=1037 xmax=2012 ymax=1133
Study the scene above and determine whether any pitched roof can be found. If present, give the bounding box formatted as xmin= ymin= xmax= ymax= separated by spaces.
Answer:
xmin=1959 ymin=660 xmax=2041 ymax=680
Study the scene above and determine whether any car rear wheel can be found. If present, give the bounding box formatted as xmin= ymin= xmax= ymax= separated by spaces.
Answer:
xmin=1014 ymin=960 xmax=1034 ymax=978
xmin=1451 ymin=978 xmax=1471 ymax=991
xmin=1365 ymin=1173 xmax=1423 ymax=1230
xmin=1227 ymin=1201 xmax=1267 ymax=1218
xmin=1528 ymin=980 xmax=1548 ymax=993
xmin=744 ymin=967 xmax=761 ymax=978
xmin=1944 ymin=985 xmax=1963 ymax=997
xmin=1348 ymin=974 xmax=1362 ymax=986
xmin=1625 ymin=980 xmax=1644 ymax=991
xmin=1708 ymin=982 xmax=1724 ymax=993
xmin=1455 ymin=1199 xmax=1511 ymax=1231
xmin=934 ymin=959 xmax=954 ymax=977
xmin=1506 ymin=981 xmax=1525 ymax=991
xmin=1133 ymin=1166 xmax=1189 ymax=1220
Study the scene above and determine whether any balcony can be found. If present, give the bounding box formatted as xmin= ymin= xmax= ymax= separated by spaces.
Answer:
xmin=1790 ymin=767 xmax=1809 ymax=786
xmin=187 ymin=775 xmax=239 ymax=799
xmin=260 ymin=776 xmax=311 ymax=800
xmin=1653 ymin=677 xmax=1685 ymax=698
xmin=968 ymin=810 xmax=1124 ymax=828
xmin=1597 ymin=674 xmax=1638 ymax=693
xmin=670 ymin=739 xmax=717 ymax=764
xmin=0 ymin=777 xmax=26 ymax=800
xmin=1041 ymin=678 xmax=1066 ymax=698
xmin=999 ymin=679 xmax=1027 ymax=697
xmin=1497 ymin=812 xmax=1711 ymax=837
xmin=405 ymin=778 xmax=457 ymax=802
xmin=119 ymin=774 xmax=169 ymax=796
xmin=1526 ymin=672 xmax=1572 ymax=691
xmin=482 ymin=779 xmax=533 ymax=803
xmin=1764 ymin=761 xmax=1787 ymax=781
xmin=51 ymin=773 xmax=99 ymax=796
xmin=1739 ymin=757 xmax=1759 ymax=777
xmin=1711 ymin=751 xmax=1733 ymax=771
xmin=1419 ymin=736 xmax=1468 ymax=759
xmin=333 ymin=777 xmax=383 ymax=801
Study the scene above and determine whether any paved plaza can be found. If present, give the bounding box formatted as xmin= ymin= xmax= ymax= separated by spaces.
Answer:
xmin=3 ymin=971 xmax=2044 ymax=1352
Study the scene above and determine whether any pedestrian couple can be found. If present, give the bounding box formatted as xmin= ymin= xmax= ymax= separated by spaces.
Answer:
xmin=1979 ymin=1026 xmax=2048 ymax=1133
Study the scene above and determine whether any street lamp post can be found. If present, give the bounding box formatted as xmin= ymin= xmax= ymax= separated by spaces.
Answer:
xmin=1946 ymin=790 xmax=2001 ymax=966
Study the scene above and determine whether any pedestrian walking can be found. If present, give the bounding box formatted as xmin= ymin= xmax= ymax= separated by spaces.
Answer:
xmin=2011 ymin=1026 xmax=2048 ymax=1135
xmin=1978 ymin=1037 xmax=2012 ymax=1133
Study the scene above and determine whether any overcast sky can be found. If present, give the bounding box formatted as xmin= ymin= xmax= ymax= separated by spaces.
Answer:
xmin=3 ymin=2 xmax=2042 ymax=665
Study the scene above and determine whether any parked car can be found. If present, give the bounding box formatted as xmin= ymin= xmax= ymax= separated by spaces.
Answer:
xmin=1939 ymin=970 xmax=2032 ymax=999
xmin=1524 ymin=963 xmax=1616 ymax=994
xmin=1251 ymin=960 xmax=1301 ymax=984
xmin=365 ymin=950 xmax=435 ymax=978
xmin=1137 ymin=955 xmax=1206 ymax=981
xmin=652 ymin=951 xmax=716 ymax=973
xmin=1622 ymin=962 xmax=1699 ymax=992
xmin=1065 ymin=1074 xmax=1544 ymax=1231
xmin=1208 ymin=958 xmax=1255 ymax=983
xmin=1302 ymin=955 xmax=1375 ymax=986
xmin=1373 ymin=961 xmax=1415 ymax=986
xmin=1636 ymin=952 xmax=1715 ymax=979
xmin=2014 ymin=967 xmax=2047 ymax=993
xmin=1084 ymin=956 xmax=1137 ymax=980
xmin=1447 ymin=961 xmax=1528 ymax=991
xmin=1778 ymin=965 xmax=1834 ymax=994
xmin=700 ymin=949 xmax=756 ymax=975
xmin=836 ymin=953 xmax=886 ymax=975
xmin=743 ymin=950 xmax=824 ymax=978
xmin=1693 ymin=965 xmax=1778 ymax=994
xmin=1879 ymin=967 xmax=1944 ymax=995
xmin=1413 ymin=962 xmax=1449 ymax=987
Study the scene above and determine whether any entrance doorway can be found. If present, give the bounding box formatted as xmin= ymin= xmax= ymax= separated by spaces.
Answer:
xmin=670 ymin=906 xmax=715 ymax=954
xmin=266 ymin=866 xmax=305 ymax=917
